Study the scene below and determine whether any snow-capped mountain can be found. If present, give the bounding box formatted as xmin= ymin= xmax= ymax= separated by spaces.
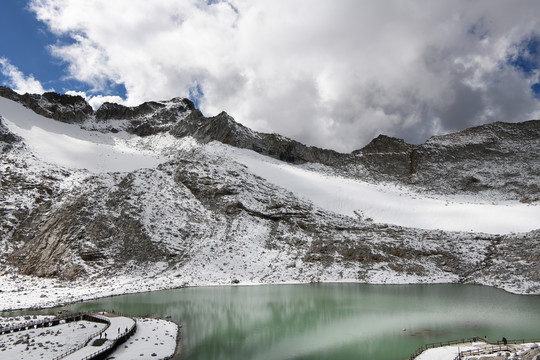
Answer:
xmin=0 ymin=86 xmax=539 ymax=310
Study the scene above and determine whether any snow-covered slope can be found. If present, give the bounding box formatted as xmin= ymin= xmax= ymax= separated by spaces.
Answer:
xmin=2 ymin=96 xmax=538 ymax=234
xmin=213 ymin=143 xmax=540 ymax=234
xmin=0 ymin=97 xmax=167 ymax=172
xmin=1 ymin=90 xmax=539 ymax=311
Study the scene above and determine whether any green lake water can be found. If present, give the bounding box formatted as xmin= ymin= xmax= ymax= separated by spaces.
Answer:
xmin=12 ymin=284 xmax=540 ymax=359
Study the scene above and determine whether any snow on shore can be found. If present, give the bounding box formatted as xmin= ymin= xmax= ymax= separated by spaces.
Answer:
xmin=0 ymin=319 xmax=106 ymax=359
xmin=0 ymin=314 xmax=178 ymax=360
xmin=414 ymin=344 xmax=476 ymax=360
xmin=112 ymin=318 xmax=178 ymax=360
xmin=415 ymin=341 xmax=540 ymax=360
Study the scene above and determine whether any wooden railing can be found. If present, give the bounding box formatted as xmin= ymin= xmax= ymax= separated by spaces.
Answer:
xmin=408 ymin=337 xmax=482 ymax=360
xmin=0 ymin=312 xmax=90 ymax=335
xmin=1 ymin=310 xmax=137 ymax=360
xmin=453 ymin=344 xmax=509 ymax=360
xmin=77 ymin=319 xmax=137 ymax=360
xmin=453 ymin=339 xmax=540 ymax=360
xmin=496 ymin=338 xmax=540 ymax=346
xmin=50 ymin=314 xmax=112 ymax=360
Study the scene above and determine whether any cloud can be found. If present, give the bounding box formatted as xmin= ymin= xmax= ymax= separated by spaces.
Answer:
xmin=29 ymin=0 xmax=540 ymax=151
xmin=0 ymin=57 xmax=50 ymax=95
xmin=65 ymin=90 xmax=125 ymax=109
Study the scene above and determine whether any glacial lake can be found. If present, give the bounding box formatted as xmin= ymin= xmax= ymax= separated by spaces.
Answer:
xmin=12 ymin=284 xmax=540 ymax=360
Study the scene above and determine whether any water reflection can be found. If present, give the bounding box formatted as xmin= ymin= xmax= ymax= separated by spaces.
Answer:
xmin=13 ymin=283 xmax=540 ymax=360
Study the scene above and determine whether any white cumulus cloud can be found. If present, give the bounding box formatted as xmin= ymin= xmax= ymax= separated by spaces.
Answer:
xmin=65 ymin=90 xmax=125 ymax=110
xmin=0 ymin=57 xmax=50 ymax=95
xmin=29 ymin=0 xmax=540 ymax=151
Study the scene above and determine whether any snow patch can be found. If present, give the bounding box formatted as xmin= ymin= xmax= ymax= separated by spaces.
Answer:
xmin=208 ymin=142 xmax=540 ymax=234
xmin=0 ymin=97 xmax=166 ymax=172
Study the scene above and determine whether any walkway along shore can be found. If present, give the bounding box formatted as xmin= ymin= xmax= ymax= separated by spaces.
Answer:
xmin=409 ymin=336 xmax=540 ymax=360
xmin=1 ymin=311 xmax=137 ymax=360
xmin=60 ymin=312 xmax=136 ymax=360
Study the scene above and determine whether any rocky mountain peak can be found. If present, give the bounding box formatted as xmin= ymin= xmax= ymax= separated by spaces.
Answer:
xmin=359 ymin=134 xmax=413 ymax=154
xmin=95 ymin=98 xmax=195 ymax=122
xmin=0 ymin=86 xmax=197 ymax=136
xmin=171 ymin=109 xmax=347 ymax=165
xmin=0 ymin=86 xmax=93 ymax=123
xmin=94 ymin=98 xmax=195 ymax=136
xmin=171 ymin=109 xmax=257 ymax=145
xmin=427 ymin=119 xmax=540 ymax=146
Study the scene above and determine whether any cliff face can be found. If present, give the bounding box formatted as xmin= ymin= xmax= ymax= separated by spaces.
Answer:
xmin=353 ymin=121 xmax=540 ymax=202
xmin=0 ymin=116 xmax=21 ymax=150
xmin=0 ymin=86 xmax=93 ymax=124
xmin=410 ymin=120 xmax=540 ymax=201
xmin=170 ymin=109 xmax=346 ymax=165
xmin=0 ymin=88 xmax=539 ymax=299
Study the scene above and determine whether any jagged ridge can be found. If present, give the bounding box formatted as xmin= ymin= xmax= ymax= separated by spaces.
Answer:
xmin=3 ymin=85 xmax=539 ymax=203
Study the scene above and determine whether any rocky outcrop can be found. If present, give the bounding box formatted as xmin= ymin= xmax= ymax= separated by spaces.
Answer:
xmin=95 ymin=98 xmax=195 ymax=136
xmin=359 ymin=134 xmax=412 ymax=154
xmin=0 ymin=86 xmax=194 ymax=134
xmin=0 ymin=86 xmax=93 ymax=123
xmin=7 ymin=173 xmax=168 ymax=280
xmin=354 ymin=135 xmax=415 ymax=180
xmin=0 ymin=116 xmax=21 ymax=150
xmin=96 ymin=98 xmax=195 ymax=121
xmin=171 ymin=110 xmax=346 ymax=165
xmin=408 ymin=120 xmax=540 ymax=201
xmin=350 ymin=121 xmax=540 ymax=201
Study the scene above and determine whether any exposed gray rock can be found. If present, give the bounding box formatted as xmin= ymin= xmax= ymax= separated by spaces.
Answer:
xmin=8 ymin=173 xmax=168 ymax=280
xmin=345 ymin=120 xmax=540 ymax=202
xmin=408 ymin=120 xmax=540 ymax=201
xmin=354 ymin=134 xmax=415 ymax=180
xmin=95 ymin=98 xmax=194 ymax=136
xmin=0 ymin=116 xmax=22 ymax=151
xmin=170 ymin=109 xmax=345 ymax=165
xmin=0 ymin=86 xmax=93 ymax=124
xmin=0 ymin=86 xmax=194 ymax=134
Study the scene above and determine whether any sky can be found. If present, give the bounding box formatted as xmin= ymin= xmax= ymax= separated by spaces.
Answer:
xmin=1 ymin=0 xmax=540 ymax=152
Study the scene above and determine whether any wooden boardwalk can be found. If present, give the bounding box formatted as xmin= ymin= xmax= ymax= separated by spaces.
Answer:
xmin=452 ymin=339 xmax=540 ymax=360
xmin=60 ymin=313 xmax=136 ymax=360
xmin=408 ymin=337 xmax=482 ymax=359
xmin=408 ymin=337 xmax=540 ymax=360
xmin=1 ymin=311 xmax=137 ymax=360
xmin=0 ymin=312 xmax=91 ymax=335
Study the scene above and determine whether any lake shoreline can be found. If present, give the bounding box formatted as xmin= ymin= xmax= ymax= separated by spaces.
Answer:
xmin=1 ymin=278 xmax=539 ymax=314
xmin=3 ymin=282 xmax=540 ymax=360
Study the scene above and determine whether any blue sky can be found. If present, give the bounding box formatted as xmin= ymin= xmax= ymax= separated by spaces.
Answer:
xmin=0 ymin=0 xmax=65 ymax=91
xmin=509 ymin=35 xmax=540 ymax=97
xmin=0 ymin=0 xmax=127 ymax=98
xmin=1 ymin=1 xmax=540 ymax=151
